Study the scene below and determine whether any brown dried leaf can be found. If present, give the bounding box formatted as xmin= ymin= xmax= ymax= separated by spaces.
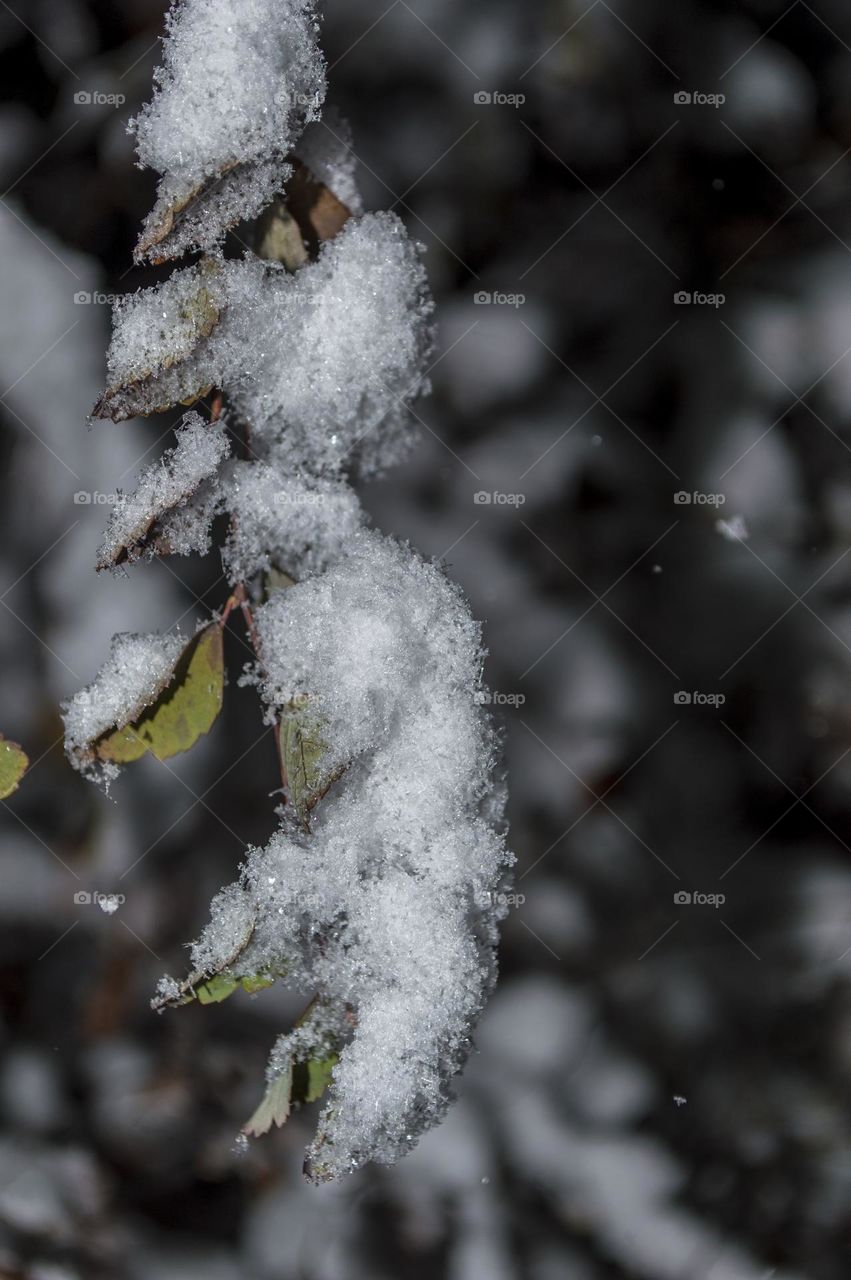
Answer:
xmin=93 ymin=261 xmax=222 ymax=422
xmin=285 ymin=160 xmax=353 ymax=255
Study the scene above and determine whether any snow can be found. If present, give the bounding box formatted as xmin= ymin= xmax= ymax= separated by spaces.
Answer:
xmin=228 ymin=213 xmax=435 ymax=475
xmin=62 ymin=631 xmax=183 ymax=777
xmin=103 ymin=213 xmax=435 ymax=477
xmin=222 ymin=462 xmax=364 ymax=582
xmin=98 ymin=411 xmax=229 ymax=567
xmin=177 ymin=531 xmax=512 ymax=1179
xmin=131 ymin=0 xmax=326 ymax=259
xmin=83 ymin=0 xmax=502 ymax=1185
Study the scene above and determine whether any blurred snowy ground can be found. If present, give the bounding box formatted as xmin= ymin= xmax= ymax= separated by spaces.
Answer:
xmin=1 ymin=0 xmax=851 ymax=1276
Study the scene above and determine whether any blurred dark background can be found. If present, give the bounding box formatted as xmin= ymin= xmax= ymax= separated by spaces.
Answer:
xmin=1 ymin=1 xmax=851 ymax=1276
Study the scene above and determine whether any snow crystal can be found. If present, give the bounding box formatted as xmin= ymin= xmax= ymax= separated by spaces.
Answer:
xmin=715 ymin=514 xmax=749 ymax=542
xmin=222 ymin=461 xmax=364 ymax=582
xmin=103 ymin=214 xmax=434 ymax=477
xmin=98 ymin=411 xmax=229 ymax=568
xmin=294 ymin=110 xmax=363 ymax=215
xmin=62 ymin=631 xmax=183 ymax=777
xmin=176 ymin=532 xmax=511 ymax=1179
xmin=131 ymin=0 xmax=326 ymax=259
xmin=227 ymin=213 xmax=435 ymax=475
xmin=157 ymin=477 xmax=225 ymax=558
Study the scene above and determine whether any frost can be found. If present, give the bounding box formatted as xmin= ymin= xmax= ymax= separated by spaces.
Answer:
xmin=179 ymin=532 xmax=512 ymax=1179
xmin=98 ymin=411 xmax=229 ymax=569
xmin=62 ymin=632 xmax=184 ymax=778
xmin=131 ymin=0 xmax=326 ymax=261
xmin=99 ymin=214 xmax=435 ymax=476
xmin=222 ymin=462 xmax=364 ymax=582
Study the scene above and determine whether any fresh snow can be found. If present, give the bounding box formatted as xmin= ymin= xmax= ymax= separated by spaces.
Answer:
xmin=183 ymin=531 xmax=511 ymax=1179
xmin=222 ymin=463 xmax=364 ymax=582
xmin=98 ymin=411 xmax=229 ymax=567
xmin=105 ymin=213 xmax=435 ymax=477
xmin=62 ymin=632 xmax=184 ymax=778
xmin=75 ymin=0 xmax=509 ymax=1185
xmin=131 ymin=0 xmax=326 ymax=258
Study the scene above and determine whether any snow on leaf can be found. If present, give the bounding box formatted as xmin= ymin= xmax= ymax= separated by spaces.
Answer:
xmin=279 ymin=699 xmax=346 ymax=829
xmin=152 ymin=906 xmax=258 ymax=1011
xmin=0 ymin=736 xmax=28 ymax=800
xmin=93 ymin=259 xmax=225 ymax=422
xmin=130 ymin=0 xmax=326 ymax=261
xmin=64 ymin=624 xmax=224 ymax=781
xmin=97 ymin=411 xmax=229 ymax=570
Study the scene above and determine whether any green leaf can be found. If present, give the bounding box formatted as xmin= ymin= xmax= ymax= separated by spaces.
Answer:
xmin=95 ymin=623 xmax=224 ymax=766
xmin=196 ymin=973 xmax=240 ymax=1004
xmin=0 ymin=737 xmax=28 ymax=800
xmin=243 ymin=1063 xmax=293 ymax=1138
xmin=279 ymin=700 xmax=345 ymax=829
xmin=294 ymin=1053 xmax=339 ymax=1105
xmin=196 ymin=970 xmax=276 ymax=1004
xmin=151 ymin=916 xmax=259 ymax=1011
